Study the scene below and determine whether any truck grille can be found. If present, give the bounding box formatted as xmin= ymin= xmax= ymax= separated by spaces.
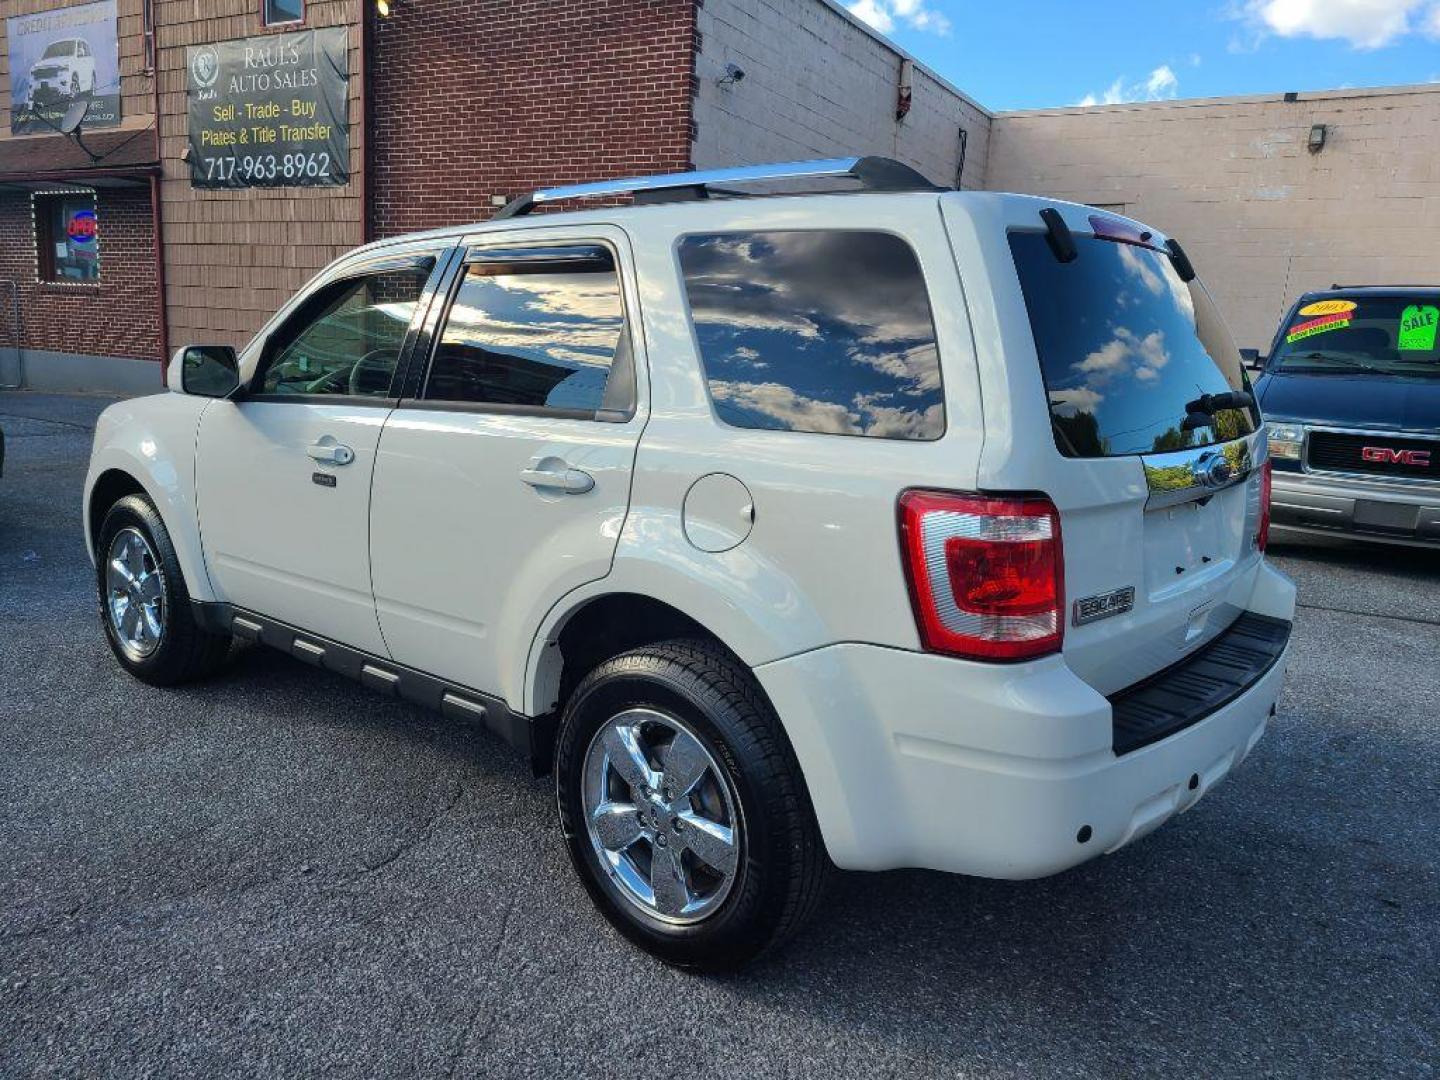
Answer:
xmin=1307 ymin=430 xmax=1439 ymax=481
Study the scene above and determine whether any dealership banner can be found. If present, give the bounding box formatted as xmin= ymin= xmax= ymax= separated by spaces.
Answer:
xmin=186 ymin=27 xmax=349 ymax=189
xmin=6 ymin=0 xmax=121 ymax=136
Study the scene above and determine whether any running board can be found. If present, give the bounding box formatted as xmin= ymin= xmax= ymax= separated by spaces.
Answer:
xmin=191 ymin=600 xmax=546 ymax=770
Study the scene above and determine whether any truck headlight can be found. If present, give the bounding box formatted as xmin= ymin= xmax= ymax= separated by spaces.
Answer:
xmin=1266 ymin=422 xmax=1304 ymax=460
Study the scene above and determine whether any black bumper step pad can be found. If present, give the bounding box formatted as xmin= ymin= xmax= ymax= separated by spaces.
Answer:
xmin=1110 ymin=612 xmax=1292 ymax=755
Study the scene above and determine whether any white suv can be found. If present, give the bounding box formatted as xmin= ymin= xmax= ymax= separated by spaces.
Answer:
xmin=26 ymin=37 xmax=96 ymax=106
xmin=84 ymin=158 xmax=1295 ymax=969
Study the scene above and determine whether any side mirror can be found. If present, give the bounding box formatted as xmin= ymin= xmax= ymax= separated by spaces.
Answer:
xmin=1239 ymin=348 xmax=1266 ymax=372
xmin=173 ymin=345 xmax=240 ymax=398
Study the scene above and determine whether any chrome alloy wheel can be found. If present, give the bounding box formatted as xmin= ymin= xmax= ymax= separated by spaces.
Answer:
xmin=105 ymin=527 xmax=165 ymax=660
xmin=581 ymin=708 xmax=743 ymax=925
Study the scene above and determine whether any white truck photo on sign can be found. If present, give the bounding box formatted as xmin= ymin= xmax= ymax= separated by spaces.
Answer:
xmin=6 ymin=0 xmax=121 ymax=135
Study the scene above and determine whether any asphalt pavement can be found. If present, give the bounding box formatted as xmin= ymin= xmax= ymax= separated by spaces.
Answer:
xmin=1 ymin=390 xmax=1436 ymax=1078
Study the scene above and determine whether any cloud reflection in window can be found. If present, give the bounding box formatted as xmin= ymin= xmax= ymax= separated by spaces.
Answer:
xmin=680 ymin=231 xmax=945 ymax=440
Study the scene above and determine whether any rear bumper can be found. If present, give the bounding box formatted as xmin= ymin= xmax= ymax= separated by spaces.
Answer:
xmin=755 ymin=561 xmax=1296 ymax=879
xmin=1271 ymin=470 xmax=1440 ymax=547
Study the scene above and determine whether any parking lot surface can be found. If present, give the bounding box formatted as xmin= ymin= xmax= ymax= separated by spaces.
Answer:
xmin=1 ymin=390 xmax=1436 ymax=1078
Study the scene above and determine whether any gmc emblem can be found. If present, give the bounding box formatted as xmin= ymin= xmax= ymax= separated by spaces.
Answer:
xmin=1361 ymin=446 xmax=1432 ymax=467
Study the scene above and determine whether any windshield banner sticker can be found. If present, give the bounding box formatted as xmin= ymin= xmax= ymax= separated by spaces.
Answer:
xmin=1297 ymin=299 xmax=1358 ymax=318
xmin=1286 ymin=311 xmax=1351 ymax=343
xmin=1398 ymin=304 xmax=1439 ymax=351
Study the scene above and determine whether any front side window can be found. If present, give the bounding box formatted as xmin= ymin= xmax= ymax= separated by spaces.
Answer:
xmin=35 ymin=192 xmax=99 ymax=283
xmin=1010 ymin=231 xmax=1258 ymax=457
xmin=678 ymin=230 xmax=944 ymax=440
xmin=1268 ymin=295 xmax=1440 ymax=379
xmin=423 ymin=249 xmax=629 ymax=415
xmin=262 ymin=0 xmax=304 ymax=25
xmin=258 ymin=262 xmax=432 ymax=398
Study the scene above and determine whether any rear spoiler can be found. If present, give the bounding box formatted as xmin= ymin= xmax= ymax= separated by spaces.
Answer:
xmin=1038 ymin=208 xmax=1198 ymax=282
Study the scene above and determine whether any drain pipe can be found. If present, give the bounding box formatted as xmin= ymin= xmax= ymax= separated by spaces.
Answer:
xmin=149 ymin=23 xmax=169 ymax=387
xmin=150 ymin=171 xmax=169 ymax=386
xmin=0 ymin=279 xmax=21 ymax=389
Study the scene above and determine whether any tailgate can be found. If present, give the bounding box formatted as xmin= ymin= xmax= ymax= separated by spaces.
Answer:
xmin=947 ymin=196 xmax=1269 ymax=695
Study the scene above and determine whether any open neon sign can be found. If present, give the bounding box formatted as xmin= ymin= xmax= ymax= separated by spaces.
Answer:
xmin=67 ymin=209 xmax=97 ymax=245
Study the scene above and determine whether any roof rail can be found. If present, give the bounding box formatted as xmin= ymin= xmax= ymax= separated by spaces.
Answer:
xmin=492 ymin=156 xmax=943 ymax=220
xmin=1328 ymin=283 xmax=1439 ymax=290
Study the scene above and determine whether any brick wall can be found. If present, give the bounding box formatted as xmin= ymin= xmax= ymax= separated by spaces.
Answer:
xmin=369 ymin=0 xmax=697 ymax=237
xmin=985 ymin=85 xmax=1440 ymax=350
xmin=692 ymin=0 xmax=990 ymax=189
xmin=154 ymin=0 xmax=363 ymax=351
xmin=0 ymin=185 xmax=160 ymax=361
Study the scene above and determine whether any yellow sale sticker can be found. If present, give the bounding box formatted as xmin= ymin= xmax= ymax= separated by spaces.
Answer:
xmin=1297 ymin=299 xmax=1358 ymax=317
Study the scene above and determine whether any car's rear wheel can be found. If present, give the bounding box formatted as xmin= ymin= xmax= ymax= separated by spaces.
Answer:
xmin=556 ymin=639 xmax=828 ymax=970
xmin=96 ymin=494 xmax=231 ymax=686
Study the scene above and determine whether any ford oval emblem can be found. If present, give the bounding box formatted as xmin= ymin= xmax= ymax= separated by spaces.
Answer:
xmin=1194 ymin=452 xmax=1233 ymax=489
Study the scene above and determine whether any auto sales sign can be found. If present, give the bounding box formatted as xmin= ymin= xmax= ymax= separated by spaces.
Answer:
xmin=186 ymin=27 xmax=349 ymax=189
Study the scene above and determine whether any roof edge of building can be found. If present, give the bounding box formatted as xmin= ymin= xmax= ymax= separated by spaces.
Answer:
xmin=810 ymin=0 xmax=994 ymax=119
xmin=994 ymin=81 xmax=1440 ymax=118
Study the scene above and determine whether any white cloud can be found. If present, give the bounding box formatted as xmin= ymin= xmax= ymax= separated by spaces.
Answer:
xmin=1237 ymin=0 xmax=1440 ymax=49
xmin=846 ymin=0 xmax=951 ymax=35
xmin=1074 ymin=65 xmax=1181 ymax=107
xmin=1145 ymin=65 xmax=1179 ymax=97
xmin=710 ymin=381 xmax=860 ymax=435
xmin=1049 ymin=387 xmax=1104 ymax=417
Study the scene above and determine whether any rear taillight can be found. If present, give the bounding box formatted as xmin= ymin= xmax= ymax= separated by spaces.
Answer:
xmin=1257 ymin=459 xmax=1273 ymax=551
xmin=898 ymin=490 xmax=1064 ymax=662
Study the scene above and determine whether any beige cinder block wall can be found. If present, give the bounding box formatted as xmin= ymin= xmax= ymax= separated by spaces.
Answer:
xmin=693 ymin=0 xmax=992 ymax=190
xmin=985 ymin=85 xmax=1440 ymax=351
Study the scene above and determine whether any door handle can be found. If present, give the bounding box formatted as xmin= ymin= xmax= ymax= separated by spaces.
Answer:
xmin=519 ymin=463 xmax=594 ymax=494
xmin=307 ymin=441 xmax=355 ymax=466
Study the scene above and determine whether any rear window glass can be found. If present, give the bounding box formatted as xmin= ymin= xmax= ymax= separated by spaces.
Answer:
xmin=678 ymin=230 xmax=944 ymax=440
xmin=1269 ymin=295 xmax=1440 ymax=377
xmin=1010 ymin=231 xmax=1257 ymax=457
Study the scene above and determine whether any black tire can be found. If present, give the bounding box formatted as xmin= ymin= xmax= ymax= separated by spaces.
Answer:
xmin=95 ymin=494 xmax=231 ymax=686
xmin=556 ymin=638 xmax=828 ymax=970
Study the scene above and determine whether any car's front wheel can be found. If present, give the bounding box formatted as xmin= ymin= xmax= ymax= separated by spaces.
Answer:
xmin=556 ymin=639 xmax=828 ymax=970
xmin=96 ymin=494 xmax=231 ymax=686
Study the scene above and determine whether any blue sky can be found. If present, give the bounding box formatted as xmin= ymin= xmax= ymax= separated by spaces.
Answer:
xmin=843 ymin=0 xmax=1440 ymax=110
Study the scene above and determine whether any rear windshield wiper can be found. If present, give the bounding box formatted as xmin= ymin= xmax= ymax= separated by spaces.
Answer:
xmin=1181 ymin=389 xmax=1254 ymax=432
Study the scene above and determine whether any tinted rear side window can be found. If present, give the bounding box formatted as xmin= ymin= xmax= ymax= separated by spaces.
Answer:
xmin=424 ymin=254 xmax=625 ymax=414
xmin=1010 ymin=231 xmax=1257 ymax=457
xmin=678 ymin=230 xmax=944 ymax=440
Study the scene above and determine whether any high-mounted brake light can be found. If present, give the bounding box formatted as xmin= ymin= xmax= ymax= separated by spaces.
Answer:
xmin=1257 ymin=459 xmax=1273 ymax=552
xmin=1088 ymin=213 xmax=1155 ymax=248
xmin=898 ymin=491 xmax=1065 ymax=662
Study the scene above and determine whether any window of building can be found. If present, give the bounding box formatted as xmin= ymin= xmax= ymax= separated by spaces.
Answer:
xmin=256 ymin=262 xmax=433 ymax=398
xmin=34 ymin=191 xmax=100 ymax=284
xmin=422 ymin=247 xmax=631 ymax=417
xmin=678 ymin=230 xmax=945 ymax=440
xmin=262 ymin=0 xmax=304 ymax=26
